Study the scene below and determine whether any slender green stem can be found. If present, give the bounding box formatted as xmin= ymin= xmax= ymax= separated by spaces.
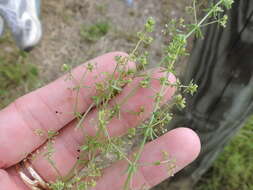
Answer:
xmin=185 ymin=0 xmax=223 ymax=39
xmin=73 ymin=70 xmax=88 ymax=116
xmin=75 ymin=103 xmax=95 ymax=129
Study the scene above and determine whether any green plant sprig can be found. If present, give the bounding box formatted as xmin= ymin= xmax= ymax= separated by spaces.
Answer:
xmin=48 ymin=0 xmax=234 ymax=189
xmin=51 ymin=18 xmax=156 ymax=189
xmin=123 ymin=0 xmax=233 ymax=189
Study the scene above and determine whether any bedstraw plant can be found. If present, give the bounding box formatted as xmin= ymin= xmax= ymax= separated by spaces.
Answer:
xmin=33 ymin=0 xmax=234 ymax=189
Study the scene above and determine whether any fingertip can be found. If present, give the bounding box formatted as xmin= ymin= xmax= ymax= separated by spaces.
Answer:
xmin=103 ymin=51 xmax=136 ymax=70
xmin=138 ymin=127 xmax=201 ymax=187
xmin=104 ymin=51 xmax=129 ymax=57
xmin=151 ymin=68 xmax=177 ymax=97
xmin=170 ymin=127 xmax=201 ymax=162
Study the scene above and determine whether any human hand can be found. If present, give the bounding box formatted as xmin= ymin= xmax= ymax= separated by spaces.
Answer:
xmin=0 ymin=52 xmax=200 ymax=190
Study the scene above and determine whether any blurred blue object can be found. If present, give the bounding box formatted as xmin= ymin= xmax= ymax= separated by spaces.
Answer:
xmin=125 ymin=0 xmax=133 ymax=6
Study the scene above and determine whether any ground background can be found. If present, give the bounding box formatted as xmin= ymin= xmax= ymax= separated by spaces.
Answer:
xmin=0 ymin=0 xmax=252 ymax=190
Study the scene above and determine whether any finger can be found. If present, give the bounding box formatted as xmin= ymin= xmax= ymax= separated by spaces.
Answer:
xmin=0 ymin=52 xmax=135 ymax=168
xmin=8 ymin=68 xmax=176 ymax=184
xmin=6 ymin=128 xmax=200 ymax=190
xmin=93 ymin=128 xmax=201 ymax=190
xmin=79 ymin=68 xmax=176 ymax=137
xmin=0 ymin=169 xmax=20 ymax=190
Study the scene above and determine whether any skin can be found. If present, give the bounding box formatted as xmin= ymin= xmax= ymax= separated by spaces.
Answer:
xmin=0 ymin=52 xmax=201 ymax=190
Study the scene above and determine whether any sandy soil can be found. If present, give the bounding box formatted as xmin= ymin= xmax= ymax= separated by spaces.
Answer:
xmin=33 ymin=0 xmax=190 ymax=83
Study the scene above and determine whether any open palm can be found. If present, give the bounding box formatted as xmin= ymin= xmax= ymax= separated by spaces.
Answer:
xmin=0 ymin=52 xmax=200 ymax=190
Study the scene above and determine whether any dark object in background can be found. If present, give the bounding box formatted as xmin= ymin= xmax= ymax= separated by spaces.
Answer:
xmin=154 ymin=0 xmax=253 ymax=189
